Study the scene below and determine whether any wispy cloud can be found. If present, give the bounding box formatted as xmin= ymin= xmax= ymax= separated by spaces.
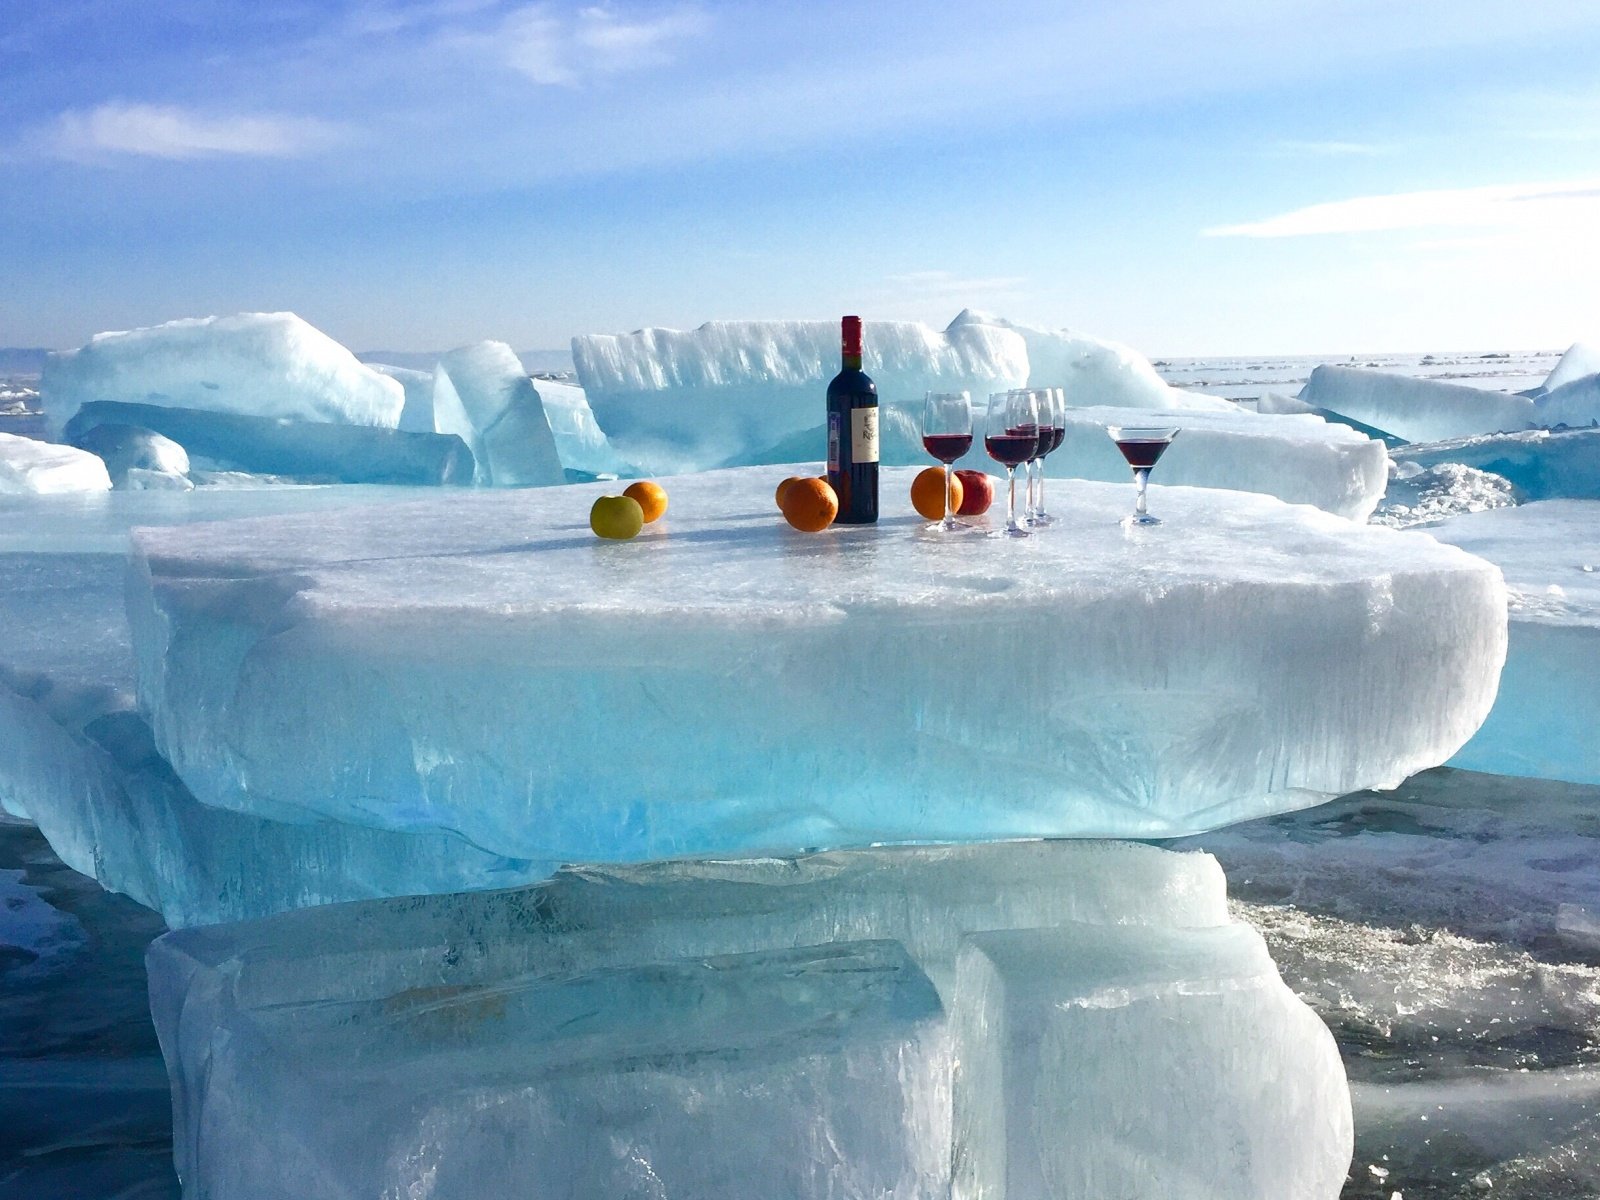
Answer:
xmin=490 ymin=3 xmax=710 ymax=86
xmin=1205 ymin=178 xmax=1600 ymax=237
xmin=49 ymin=102 xmax=344 ymax=161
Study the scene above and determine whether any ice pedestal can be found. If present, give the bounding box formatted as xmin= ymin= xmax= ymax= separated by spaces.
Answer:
xmin=1430 ymin=501 xmax=1600 ymax=785
xmin=127 ymin=467 xmax=1507 ymax=865
xmin=146 ymin=840 xmax=1352 ymax=1200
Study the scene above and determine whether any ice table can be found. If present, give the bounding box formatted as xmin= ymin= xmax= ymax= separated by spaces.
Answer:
xmin=127 ymin=465 xmax=1508 ymax=877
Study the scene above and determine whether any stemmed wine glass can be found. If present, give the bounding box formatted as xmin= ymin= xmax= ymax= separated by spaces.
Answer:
xmin=985 ymin=390 xmax=1040 ymax=538
xmin=1026 ymin=387 xmax=1065 ymax=528
xmin=1106 ymin=425 xmax=1180 ymax=526
xmin=920 ymin=390 xmax=974 ymax=533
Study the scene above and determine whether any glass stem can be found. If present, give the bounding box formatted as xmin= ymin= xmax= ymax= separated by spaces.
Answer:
xmin=1006 ymin=466 xmax=1018 ymax=529
xmin=942 ymin=461 xmax=953 ymax=525
xmin=1036 ymin=460 xmax=1047 ymax=515
xmin=1134 ymin=467 xmax=1150 ymax=518
xmin=1025 ymin=461 xmax=1036 ymax=517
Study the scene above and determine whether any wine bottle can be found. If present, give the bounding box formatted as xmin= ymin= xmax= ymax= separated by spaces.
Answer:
xmin=826 ymin=314 xmax=878 ymax=523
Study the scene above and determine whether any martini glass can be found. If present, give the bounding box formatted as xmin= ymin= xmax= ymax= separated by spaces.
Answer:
xmin=1107 ymin=425 xmax=1180 ymax=526
xmin=985 ymin=390 xmax=1039 ymax=538
xmin=920 ymin=390 xmax=974 ymax=533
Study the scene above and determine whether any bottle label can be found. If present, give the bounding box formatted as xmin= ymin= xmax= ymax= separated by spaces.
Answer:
xmin=828 ymin=411 xmax=841 ymax=472
xmin=851 ymin=407 xmax=879 ymax=464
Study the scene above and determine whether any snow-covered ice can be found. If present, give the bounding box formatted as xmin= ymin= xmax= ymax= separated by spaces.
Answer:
xmin=1542 ymin=341 xmax=1600 ymax=393
xmin=0 ymin=432 xmax=112 ymax=495
xmin=42 ymin=312 xmax=404 ymax=429
xmin=63 ymin=399 xmax=474 ymax=486
xmin=1299 ymin=364 xmax=1535 ymax=443
xmin=147 ymin=839 xmax=1350 ymax=1200
xmin=574 ymin=316 xmax=1031 ymax=474
xmin=1046 ymin=405 xmax=1388 ymax=521
xmin=433 ymin=341 xmax=567 ymax=485
xmin=1429 ymin=501 xmax=1600 ymax=785
xmin=126 ymin=467 xmax=1505 ymax=865
xmin=1397 ymin=427 xmax=1600 ymax=501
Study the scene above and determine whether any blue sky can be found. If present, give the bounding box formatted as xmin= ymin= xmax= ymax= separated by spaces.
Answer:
xmin=3 ymin=0 xmax=1600 ymax=354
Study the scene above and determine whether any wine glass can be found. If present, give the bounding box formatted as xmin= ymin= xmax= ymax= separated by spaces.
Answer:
xmin=985 ymin=390 xmax=1040 ymax=538
xmin=1106 ymin=425 xmax=1180 ymax=526
xmin=920 ymin=390 xmax=974 ymax=533
xmin=1027 ymin=387 xmax=1065 ymax=528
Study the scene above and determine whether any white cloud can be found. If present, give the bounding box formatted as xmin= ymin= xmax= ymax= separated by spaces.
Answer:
xmin=50 ymin=102 xmax=343 ymax=161
xmin=1272 ymin=139 xmax=1391 ymax=156
xmin=497 ymin=3 xmax=709 ymax=86
xmin=1204 ymin=178 xmax=1600 ymax=238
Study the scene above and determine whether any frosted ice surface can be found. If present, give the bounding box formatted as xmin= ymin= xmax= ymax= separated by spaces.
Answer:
xmin=63 ymin=399 xmax=473 ymax=486
xmin=1534 ymin=372 xmax=1600 ymax=429
xmin=573 ymin=316 xmax=1030 ymax=474
xmin=433 ymin=341 xmax=565 ymax=485
xmin=1046 ymin=405 xmax=1387 ymax=521
xmin=368 ymin=362 xmax=437 ymax=432
xmin=1430 ymin=501 xmax=1600 ymax=784
xmin=41 ymin=312 xmax=404 ymax=429
xmin=948 ymin=310 xmax=1234 ymax=412
xmin=1543 ymin=341 xmax=1600 ymax=393
xmin=0 ymin=433 xmax=111 ymax=494
xmin=128 ymin=467 xmax=1506 ymax=861
xmin=1300 ymin=365 xmax=1535 ymax=443
xmin=1397 ymin=427 xmax=1600 ymax=501
xmin=147 ymin=840 xmax=1349 ymax=1199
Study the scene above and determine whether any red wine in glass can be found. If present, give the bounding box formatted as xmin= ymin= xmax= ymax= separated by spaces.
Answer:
xmin=985 ymin=432 xmax=1039 ymax=467
xmin=922 ymin=433 xmax=973 ymax=464
xmin=1106 ymin=425 xmax=1180 ymax=526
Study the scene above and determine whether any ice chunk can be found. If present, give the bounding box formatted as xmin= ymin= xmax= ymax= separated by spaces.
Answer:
xmin=147 ymin=840 xmax=1349 ymax=1199
xmin=42 ymin=312 xmax=404 ymax=429
xmin=368 ymin=362 xmax=437 ymax=432
xmin=1543 ymin=341 xmax=1600 ymax=393
xmin=1254 ymin=389 xmax=1405 ymax=445
xmin=64 ymin=422 xmax=189 ymax=487
xmin=433 ymin=341 xmax=565 ymax=486
xmin=529 ymin=377 xmax=635 ymax=478
xmin=1430 ymin=501 xmax=1600 ymax=784
xmin=1300 ymin=365 xmax=1535 ymax=443
xmin=1370 ymin=461 xmax=1518 ymax=528
xmin=64 ymin=400 xmax=473 ymax=486
xmin=1395 ymin=427 xmax=1600 ymax=501
xmin=128 ymin=467 xmax=1506 ymax=861
xmin=573 ymin=316 xmax=1029 ymax=474
xmin=1533 ymin=372 xmax=1600 ymax=429
xmin=947 ymin=309 xmax=1235 ymax=412
xmin=0 ymin=432 xmax=111 ymax=494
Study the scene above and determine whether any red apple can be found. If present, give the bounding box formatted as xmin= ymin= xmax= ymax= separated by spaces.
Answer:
xmin=954 ymin=469 xmax=995 ymax=516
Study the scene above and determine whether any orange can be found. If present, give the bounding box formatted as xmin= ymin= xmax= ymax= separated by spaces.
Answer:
xmin=623 ymin=480 xmax=669 ymax=523
xmin=910 ymin=466 xmax=963 ymax=520
xmin=779 ymin=476 xmax=838 ymax=532
xmin=775 ymin=475 xmax=805 ymax=510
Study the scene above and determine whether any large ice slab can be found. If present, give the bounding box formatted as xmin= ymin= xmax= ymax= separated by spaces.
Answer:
xmin=63 ymin=399 xmax=474 ymax=486
xmin=0 ymin=432 xmax=112 ymax=494
xmin=1398 ymin=427 xmax=1600 ymax=501
xmin=1429 ymin=501 xmax=1600 ymax=785
xmin=1046 ymin=405 xmax=1387 ymax=521
xmin=41 ymin=312 xmax=404 ymax=429
xmin=1300 ymin=365 xmax=1535 ymax=443
xmin=573 ymin=316 xmax=1029 ymax=474
xmin=129 ymin=467 xmax=1506 ymax=861
xmin=1534 ymin=372 xmax=1600 ymax=429
xmin=147 ymin=840 xmax=1350 ymax=1199
xmin=433 ymin=341 xmax=566 ymax=485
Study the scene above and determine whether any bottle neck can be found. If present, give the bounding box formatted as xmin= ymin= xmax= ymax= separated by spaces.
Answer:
xmin=842 ymin=352 xmax=862 ymax=370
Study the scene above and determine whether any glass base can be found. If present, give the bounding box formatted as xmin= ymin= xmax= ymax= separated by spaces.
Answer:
xmin=1122 ymin=513 xmax=1162 ymax=527
xmin=926 ymin=516 xmax=981 ymax=534
xmin=1025 ymin=511 xmax=1054 ymax=527
xmin=988 ymin=524 xmax=1030 ymax=539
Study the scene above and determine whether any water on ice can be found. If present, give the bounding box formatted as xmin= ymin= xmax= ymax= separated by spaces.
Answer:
xmin=41 ymin=312 xmax=404 ymax=429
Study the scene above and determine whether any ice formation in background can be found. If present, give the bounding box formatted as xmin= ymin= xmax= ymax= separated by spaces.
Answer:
xmin=1429 ymin=501 xmax=1600 ymax=786
xmin=947 ymin=310 xmax=1233 ymax=412
xmin=368 ymin=362 xmax=437 ymax=432
xmin=1397 ymin=428 xmax=1600 ymax=501
xmin=1371 ymin=462 xmax=1517 ymax=529
xmin=529 ymin=377 xmax=635 ymax=478
xmin=147 ymin=839 xmax=1352 ymax=1200
xmin=1534 ymin=373 xmax=1600 ymax=429
xmin=1299 ymin=365 xmax=1535 ymax=443
xmin=573 ymin=316 xmax=1030 ymax=473
xmin=41 ymin=312 xmax=404 ymax=429
xmin=65 ymin=423 xmax=190 ymax=488
xmin=0 ymin=432 xmax=112 ymax=494
xmin=62 ymin=400 xmax=474 ymax=487
xmin=127 ymin=468 xmax=1505 ymax=867
xmin=433 ymin=341 xmax=567 ymax=486
xmin=1542 ymin=342 xmax=1600 ymax=393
